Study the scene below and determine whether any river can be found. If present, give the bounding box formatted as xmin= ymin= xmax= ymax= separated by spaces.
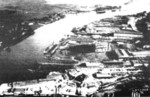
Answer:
xmin=0 ymin=11 xmax=123 ymax=63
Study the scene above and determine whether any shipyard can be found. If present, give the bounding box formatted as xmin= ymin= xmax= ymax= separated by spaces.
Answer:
xmin=0 ymin=0 xmax=150 ymax=97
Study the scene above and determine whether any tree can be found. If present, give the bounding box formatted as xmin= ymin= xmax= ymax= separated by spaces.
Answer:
xmin=136 ymin=18 xmax=149 ymax=42
xmin=142 ymin=62 xmax=150 ymax=82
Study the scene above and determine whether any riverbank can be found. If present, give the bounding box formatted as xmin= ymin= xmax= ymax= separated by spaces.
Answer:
xmin=0 ymin=11 xmax=119 ymax=63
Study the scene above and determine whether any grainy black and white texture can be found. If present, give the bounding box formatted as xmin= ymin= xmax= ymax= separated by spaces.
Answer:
xmin=0 ymin=0 xmax=150 ymax=97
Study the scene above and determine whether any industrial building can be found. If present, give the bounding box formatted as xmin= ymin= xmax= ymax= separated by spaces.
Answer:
xmin=114 ymin=30 xmax=143 ymax=40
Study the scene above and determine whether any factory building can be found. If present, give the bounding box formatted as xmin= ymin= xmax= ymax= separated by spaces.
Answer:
xmin=102 ymin=60 xmax=123 ymax=68
xmin=114 ymin=30 xmax=143 ymax=40
xmin=115 ymin=49 xmax=134 ymax=59
xmin=95 ymin=41 xmax=111 ymax=52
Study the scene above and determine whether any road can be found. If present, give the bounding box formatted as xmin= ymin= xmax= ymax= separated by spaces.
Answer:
xmin=0 ymin=11 xmax=121 ymax=63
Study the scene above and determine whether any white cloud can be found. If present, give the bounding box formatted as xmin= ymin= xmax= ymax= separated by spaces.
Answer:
xmin=122 ymin=0 xmax=150 ymax=13
xmin=45 ymin=0 xmax=150 ymax=14
xmin=45 ymin=0 xmax=130 ymax=6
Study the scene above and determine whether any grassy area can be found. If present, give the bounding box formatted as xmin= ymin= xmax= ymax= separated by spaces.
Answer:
xmin=0 ymin=0 xmax=78 ymax=23
xmin=0 ymin=1 xmax=63 ymax=20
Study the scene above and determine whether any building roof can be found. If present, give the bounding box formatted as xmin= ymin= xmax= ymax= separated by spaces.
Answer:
xmin=102 ymin=60 xmax=123 ymax=64
xmin=115 ymin=49 xmax=134 ymax=58
xmin=115 ymin=30 xmax=143 ymax=35
xmin=132 ymin=50 xmax=150 ymax=57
